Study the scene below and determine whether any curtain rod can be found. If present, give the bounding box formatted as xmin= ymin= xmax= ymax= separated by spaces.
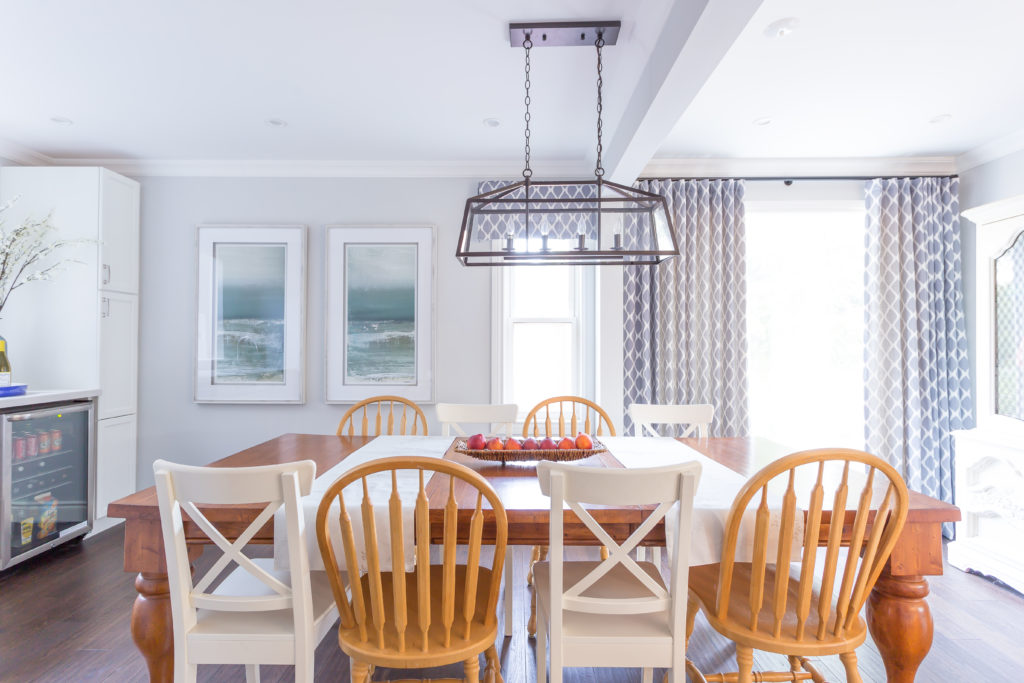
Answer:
xmin=636 ymin=175 xmax=959 ymax=182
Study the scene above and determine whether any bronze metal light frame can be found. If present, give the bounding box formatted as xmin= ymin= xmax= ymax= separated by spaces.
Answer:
xmin=456 ymin=21 xmax=679 ymax=267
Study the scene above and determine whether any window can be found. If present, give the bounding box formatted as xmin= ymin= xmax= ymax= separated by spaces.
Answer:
xmin=745 ymin=205 xmax=864 ymax=451
xmin=493 ymin=247 xmax=594 ymax=418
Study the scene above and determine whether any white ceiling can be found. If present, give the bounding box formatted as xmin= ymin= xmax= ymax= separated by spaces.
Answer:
xmin=657 ymin=0 xmax=1024 ymax=161
xmin=1 ymin=0 xmax=1022 ymax=176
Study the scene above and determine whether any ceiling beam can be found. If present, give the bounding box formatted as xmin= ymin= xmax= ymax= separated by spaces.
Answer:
xmin=604 ymin=0 xmax=765 ymax=184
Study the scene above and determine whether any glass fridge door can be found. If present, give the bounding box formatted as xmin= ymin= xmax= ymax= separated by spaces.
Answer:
xmin=4 ymin=402 xmax=93 ymax=567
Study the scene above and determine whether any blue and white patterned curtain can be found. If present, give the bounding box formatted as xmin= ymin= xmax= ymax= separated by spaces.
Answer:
xmin=864 ymin=177 xmax=973 ymax=534
xmin=623 ymin=179 xmax=749 ymax=437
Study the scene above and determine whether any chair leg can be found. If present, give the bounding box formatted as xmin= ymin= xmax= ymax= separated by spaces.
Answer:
xmin=637 ymin=546 xmax=646 ymax=561
xmin=736 ymin=646 xmax=753 ymax=683
xmin=464 ymin=653 xmax=481 ymax=682
xmin=244 ymin=664 xmax=259 ymax=683
xmin=652 ymin=546 xmax=661 ymax=566
xmin=351 ymin=660 xmax=370 ymax=683
xmin=840 ymin=651 xmax=862 ymax=683
xmin=641 ymin=667 xmax=653 ymax=683
xmin=504 ymin=547 xmax=514 ymax=637
xmin=536 ymin=609 xmax=547 ymax=683
xmin=685 ymin=596 xmax=699 ymax=648
xmin=528 ymin=582 xmax=538 ymax=637
xmin=600 ymin=546 xmax=609 ymax=561
xmin=484 ymin=644 xmax=504 ymax=683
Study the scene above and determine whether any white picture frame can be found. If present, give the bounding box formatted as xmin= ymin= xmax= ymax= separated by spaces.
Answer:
xmin=325 ymin=225 xmax=435 ymax=403
xmin=194 ymin=224 xmax=306 ymax=403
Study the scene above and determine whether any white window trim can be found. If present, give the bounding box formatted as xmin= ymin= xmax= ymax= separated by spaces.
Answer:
xmin=491 ymin=265 xmax=595 ymax=422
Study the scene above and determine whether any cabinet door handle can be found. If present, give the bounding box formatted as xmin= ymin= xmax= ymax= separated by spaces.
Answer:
xmin=101 ymin=297 xmax=110 ymax=318
xmin=102 ymin=264 xmax=111 ymax=285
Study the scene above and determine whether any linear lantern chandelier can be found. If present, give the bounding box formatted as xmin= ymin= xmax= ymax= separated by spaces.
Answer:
xmin=457 ymin=21 xmax=679 ymax=267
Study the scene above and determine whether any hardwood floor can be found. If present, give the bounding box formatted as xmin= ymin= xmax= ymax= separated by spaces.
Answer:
xmin=2 ymin=526 xmax=1022 ymax=682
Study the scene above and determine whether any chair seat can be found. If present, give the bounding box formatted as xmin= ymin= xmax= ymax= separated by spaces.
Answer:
xmin=535 ymin=560 xmax=675 ymax=650
xmin=688 ymin=562 xmax=868 ymax=655
xmin=188 ymin=559 xmax=339 ymax=663
xmin=338 ymin=565 xmax=499 ymax=669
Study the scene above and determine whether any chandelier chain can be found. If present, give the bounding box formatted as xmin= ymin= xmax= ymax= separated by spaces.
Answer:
xmin=595 ymin=33 xmax=605 ymax=178
xmin=522 ymin=35 xmax=533 ymax=179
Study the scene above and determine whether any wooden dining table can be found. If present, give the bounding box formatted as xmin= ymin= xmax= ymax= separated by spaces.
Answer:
xmin=108 ymin=433 xmax=959 ymax=683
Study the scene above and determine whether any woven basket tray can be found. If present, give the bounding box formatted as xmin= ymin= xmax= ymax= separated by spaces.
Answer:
xmin=453 ymin=438 xmax=607 ymax=463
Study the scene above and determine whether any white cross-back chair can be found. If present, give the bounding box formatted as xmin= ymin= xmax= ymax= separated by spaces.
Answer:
xmin=153 ymin=459 xmax=339 ymax=683
xmin=629 ymin=403 xmax=715 ymax=438
xmin=435 ymin=402 xmax=518 ymax=437
xmin=534 ymin=460 xmax=702 ymax=683
xmin=628 ymin=403 xmax=714 ymax=566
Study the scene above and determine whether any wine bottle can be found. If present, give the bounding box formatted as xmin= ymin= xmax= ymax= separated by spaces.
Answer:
xmin=0 ymin=336 xmax=11 ymax=387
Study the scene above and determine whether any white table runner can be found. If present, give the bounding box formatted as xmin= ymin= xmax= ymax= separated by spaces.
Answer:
xmin=274 ymin=435 xmax=452 ymax=571
xmin=601 ymin=437 xmax=803 ymax=566
xmin=274 ymin=436 xmax=802 ymax=572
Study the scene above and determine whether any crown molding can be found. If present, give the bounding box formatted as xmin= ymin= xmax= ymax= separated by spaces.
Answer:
xmin=956 ymin=128 xmax=1024 ymax=172
xmin=961 ymin=193 xmax=1024 ymax=226
xmin=640 ymin=156 xmax=957 ymax=179
xmin=47 ymin=157 xmax=592 ymax=179
xmin=0 ymin=138 xmax=54 ymax=166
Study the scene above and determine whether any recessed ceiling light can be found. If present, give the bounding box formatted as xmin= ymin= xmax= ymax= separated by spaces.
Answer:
xmin=753 ymin=117 xmax=773 ymax=126
xmin=265 ymin=118 xmax=288 ymax=128
xmin=763 ymin=17 xmax=799 ymax=39
xmin=929 ymin=113 xmax=952 ymax=125
xmin=483 ymin=118 xmax=501 ymax=128
xmin=49 ymin=116 xmax=74 ymax=126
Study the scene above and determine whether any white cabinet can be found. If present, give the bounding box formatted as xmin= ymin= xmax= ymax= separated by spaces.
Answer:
xmin=99 ymin=170 xmax=140 ymax=295
xmin=95 ymin=414 xmax=137 ymax=517
xmin=99 ymin=292 xmax=138 ymax=420
xmin=0 ymin=166 xmax=140 ymax=520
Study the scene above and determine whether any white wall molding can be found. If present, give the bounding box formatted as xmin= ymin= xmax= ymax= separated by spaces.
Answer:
xmin=640 ymin=156 xmax=958 ymax=179
xmin=957 ymin=127 xmax=1024 ymax=172
xmin=0 ymin=138 xmax=53 ymax=166
xmin=47 ymin=157 xmax=592 ymax=179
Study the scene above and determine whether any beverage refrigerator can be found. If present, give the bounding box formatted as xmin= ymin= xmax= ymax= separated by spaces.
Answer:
xmin=1 ymin=399 xmax=94 ymax=569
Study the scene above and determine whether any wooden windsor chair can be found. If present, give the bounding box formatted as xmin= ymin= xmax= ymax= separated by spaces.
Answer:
xmin=685 ymin=449 xmax=910 ymax=683
xmin=522 ymin=395 xmax=616 ymax=439
xmin=316 ymin=455 xmax=508 ymax=683
xmin=337 ymin=395 xmax=428 ymax=437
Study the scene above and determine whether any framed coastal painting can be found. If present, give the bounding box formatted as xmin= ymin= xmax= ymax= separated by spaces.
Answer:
xmin=325 ymin=225 xmax=434 ymax=403
xmin=194 ymin=224 xmax=306 ymax=403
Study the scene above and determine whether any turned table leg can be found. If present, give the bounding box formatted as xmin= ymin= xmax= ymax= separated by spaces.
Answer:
xmin=866 ymin=570 xmax=933 ymax=683
xmin=131 ymin=572 xmax=175 ymax=683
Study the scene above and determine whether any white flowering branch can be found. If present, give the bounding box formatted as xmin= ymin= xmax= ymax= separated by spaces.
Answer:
xmin=0 ymin=197 xmax=88 ymax=315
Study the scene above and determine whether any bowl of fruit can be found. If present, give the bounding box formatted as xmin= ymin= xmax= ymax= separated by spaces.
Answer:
xmin=454 ymin=432 xmax=605 ymax=463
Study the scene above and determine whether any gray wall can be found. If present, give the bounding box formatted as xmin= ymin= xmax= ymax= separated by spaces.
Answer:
xmin=136 ymin=176 xmax=492 ymax=487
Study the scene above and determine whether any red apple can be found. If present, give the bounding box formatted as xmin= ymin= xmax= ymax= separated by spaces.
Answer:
xmin=467 ymin=433 xmax=487 ymax=450
xmin=575 ymin=432 xmax=594 ymax=449
xmin=521 ymin=438 xmax=540 ymax=450
xmin=504 ymin=437 xmax=522 ymax=450
xmin=538 ymin=437 xmax=558 ymax=450
xmin=486 ymin=437 xmax=505 ymax=450
xmin=557 ymin=436 xmax=576 ymax=450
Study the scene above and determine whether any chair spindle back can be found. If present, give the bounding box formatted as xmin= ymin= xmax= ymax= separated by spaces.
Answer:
xmin=715 ymin=449 xmax=909 ymax=642
xmin=522 ymin=395 xmax=616 ymax=438
xmin=337 ymin=395 xmax=428 ymax=437
xmin=316 ymin=456 xmax=508 ymax=655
